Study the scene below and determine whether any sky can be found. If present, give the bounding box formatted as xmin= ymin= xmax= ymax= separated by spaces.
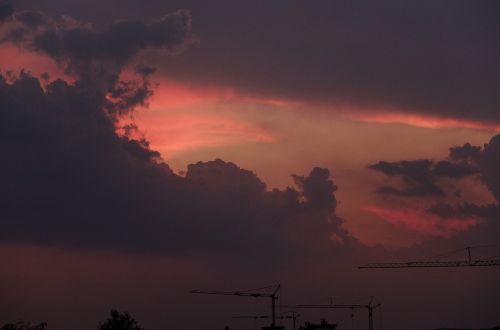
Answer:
xmin=1 ymin=1 xmax=500 ymax=330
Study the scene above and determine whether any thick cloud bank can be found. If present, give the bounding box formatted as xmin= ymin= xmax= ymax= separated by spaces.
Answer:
xmin=0 ymin=5 xmax=359 ymax=259
xmin=6 ymin=1 xmax=499 ymax=122
xmin=136 ymin=1 xmax=500 ymax=122
xmin=0 ymin=71 xmax=354 ymax=257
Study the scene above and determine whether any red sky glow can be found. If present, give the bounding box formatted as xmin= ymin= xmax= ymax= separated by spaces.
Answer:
xmin=363 ymin=206 xmax=484 ymax=238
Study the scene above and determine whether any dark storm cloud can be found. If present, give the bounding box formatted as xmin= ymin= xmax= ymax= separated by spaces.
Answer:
xmin=6 ymin=1 xmax=500 ymax=121
xmin=479 ymin=135 xmax=500 ymax=201
xmin=63 ymin=0 xmax=500 ymax=122
xmin=0 ymin=0 xmax=12 ymax=22
xmin=0 ymin=72 xmax=353 ymax=257
xmin=107 ymin=76 xmax=155 ymax=116
xmin=449 ymin=143 xmax=483 ymax=162
xmin=0 ymin=6 xmax=355 ymax=258
xmin=368 ymin=159 xmax=477 ymax=197
xmin=441 ymin=136 xmax=500 ymax=203
xmin=293 ymin=168 xmax=338 ymax=210
xmin=2 ymin=8 xmax=194 ymax=94
xmin=135 ymin=64 xmax=156 ymax=78
xmin=1 ymin=7 xmax=195 ymax=120
xmin=432 ymin=160 xmax=477 ymax=178
xmin=424 ymin=136 xmax=500 ymax=206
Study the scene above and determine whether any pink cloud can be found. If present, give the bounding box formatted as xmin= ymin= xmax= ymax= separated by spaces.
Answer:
xmin=348 ymin=112 xmax=500 ymax=131
xmin=362 ymin=206 xmax=483 ymax=238
xmin=147 ymin=77 xmax=301 ymax=109
xmin=122 ymin=114 xmax=274 ymax=157
xmin=0 ymin=43 xmax=71 ymax=81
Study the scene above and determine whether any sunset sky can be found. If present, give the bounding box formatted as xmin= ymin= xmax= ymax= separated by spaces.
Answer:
xmin=1 ymin=1 xmax=500 ymax=330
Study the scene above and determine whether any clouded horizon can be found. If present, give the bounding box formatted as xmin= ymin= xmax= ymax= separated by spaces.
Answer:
xmin=1 ymin=1 xmax=500 ymax=330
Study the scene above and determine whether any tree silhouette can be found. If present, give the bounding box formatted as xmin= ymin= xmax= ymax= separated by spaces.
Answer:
xmin=1 ymin=322 xmax=47 ymax=330
xmin=98 ymin=310 xmax=144 ymax=330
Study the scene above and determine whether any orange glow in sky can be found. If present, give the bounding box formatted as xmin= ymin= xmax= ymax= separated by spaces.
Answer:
xmin=349 ymin=112 xmax=500 ymax=131
xmin=131 ymin=113 xmax=274 ymax=156
xmin=1 ymin=41 xmax=494 ymax=247
xmin=147 ymin=77 xmax=302 ymax=109
xmin=0 ymin=44 xmax=69 ymax=81
xmin=363 ymin=206 xmax=483 ymax=238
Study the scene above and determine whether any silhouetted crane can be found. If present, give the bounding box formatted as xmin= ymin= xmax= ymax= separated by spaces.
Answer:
xmin=191 ymin=284 xmax=281 ymax=328
xmin=359 ymin=246 xmax=500 ymax=269
xmin=284 ymin=297 xmax=380 ymax=330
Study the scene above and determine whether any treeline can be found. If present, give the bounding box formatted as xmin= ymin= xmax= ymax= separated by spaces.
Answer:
xmin=1 ymin=310 xmax=143 ymax=330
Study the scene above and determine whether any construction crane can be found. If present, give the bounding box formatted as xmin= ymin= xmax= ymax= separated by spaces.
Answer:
xmin=284 ymin=297 xmax=380 ymax=330
xmin=359 ymin=246 xmax=500 ymax=269
xmin=190 ymin=284 xmax=281 ymax=328
xmin=232 ymin=311 xmax=299 ymax=330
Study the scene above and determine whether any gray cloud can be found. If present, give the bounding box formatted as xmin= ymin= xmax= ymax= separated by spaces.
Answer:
xmin=427 ymin=202 xmax=500 ymax=220
xmin=6 ymin=1 xmax=500 ymax=122
xmin=433 ymin=160 xmax=477 ymax=179
xmin=449 ymin=143 xmax=482 ymax=162
xmin=419 ymin=137 xmax=500 ymax=206
xmin=368 ymin=159 xmax=477 ymax=197
xmin=0 ymin=0 xmax=12 ymax=22
xmin=480 ymin=135 xmax=500 ymax=201
xmin=119 ymin=1 xmax=500 ymax=122
xmin=293 ymin=168 xmax=338 ymax=210
xmin=2 ymin=8 xmax=194 ymax=95
xmin=371 ymin=134 xmax=500 ymax=237
xmin=0 ymin=6 xmax=358 ymax=260
xmin=0 ymin=71 xmax=353 ymax=258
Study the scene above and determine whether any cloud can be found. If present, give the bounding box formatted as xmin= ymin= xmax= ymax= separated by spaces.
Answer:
xmin=369 ymin=134 xmax=500 ymax=240
xmin=363 ymin=206 xmax=483 ymax=238
xmin=5 ymin=1 xmax=500 ymax=124
xmin=2 ymin=8 xmax=194 ymax=95
xmin=0 ymin=0 xmax=12 ymax=22
xmin=426 ymin=202 xmax=500 ymax=220
xmin=1 ymin=5 xmax=500 ymax=330
xmin=134 ymin=113 xmax=274 ymax=156
xmin=432 ymin=160 xmax=477 ymax=178
xmin=368 ymin=159 xmax=477 ymax=197
xmin=480 ymin=135 xmax=500 ymax=201
xmin=99 ymin=0 xmax=500 ymax=124
xmin=0 ymin=72 xmax=353 ymax=258
xmin=368 ymin=160 xmax=438 ymax=197
xmin=432 ymin=135 xmax=500 ymax=203
xmin=449 ymin=142 xmax=482 ymax=162
xmin=0 ymin=7 xmax=359 ymax=259
xmin=0 ymin=7 xmax=195 ymax=122
xmin=293 ymin=167 xmax=338 ymax=210
xmin=347 ymin=112 xmax=500 ymax=131
xmin=186 ymin=159 xmax=266 ymax=196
